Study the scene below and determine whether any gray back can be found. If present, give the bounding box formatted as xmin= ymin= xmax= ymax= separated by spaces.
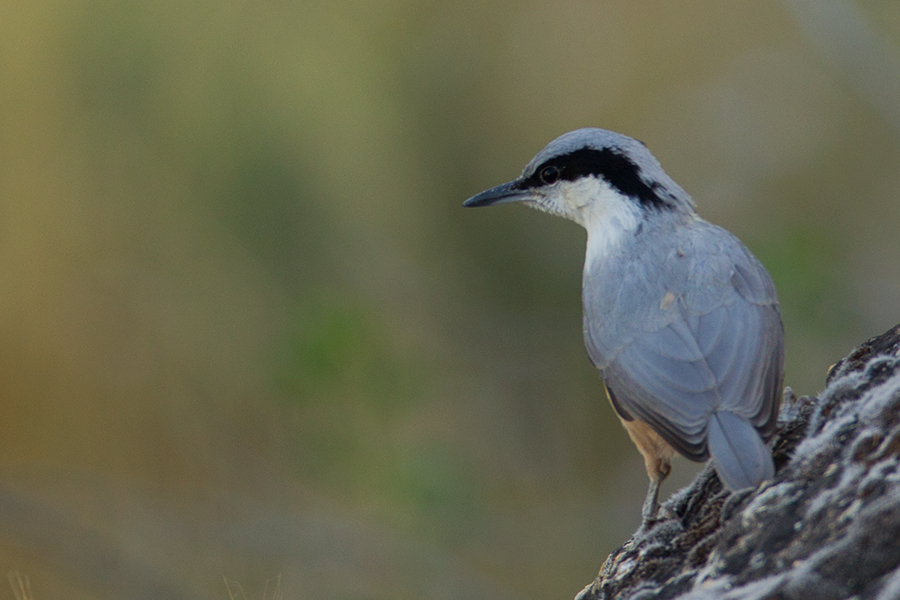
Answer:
xmin=583 ymin=213 xmax=784 ymax=459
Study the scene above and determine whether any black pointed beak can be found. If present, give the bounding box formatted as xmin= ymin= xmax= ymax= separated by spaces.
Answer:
xmin=462 ymin=180 xmax=531 ymax=208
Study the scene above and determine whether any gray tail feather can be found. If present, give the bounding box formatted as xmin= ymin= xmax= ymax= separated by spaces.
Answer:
xmin=708 ymin=410 xmax=775 ymax=491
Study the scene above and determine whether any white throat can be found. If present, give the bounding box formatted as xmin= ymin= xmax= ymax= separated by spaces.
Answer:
xmin=574 ymin=179 xmax=642 ymax=268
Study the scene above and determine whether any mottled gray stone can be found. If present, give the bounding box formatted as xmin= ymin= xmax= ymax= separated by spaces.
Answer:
xmin=576 ymin=324 xmax=900 ymax=600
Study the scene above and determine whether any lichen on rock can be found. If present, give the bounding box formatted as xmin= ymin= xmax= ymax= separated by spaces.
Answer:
xmin=577 ymin=324 xmax=900 ymax=600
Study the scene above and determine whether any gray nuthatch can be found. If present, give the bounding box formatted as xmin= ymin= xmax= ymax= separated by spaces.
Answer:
xmin=464 ymin=129 xmax=784 ymax=524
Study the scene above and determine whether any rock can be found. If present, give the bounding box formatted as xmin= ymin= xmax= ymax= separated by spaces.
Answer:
xmin=577 ymin=324 xmax=900 ymax=600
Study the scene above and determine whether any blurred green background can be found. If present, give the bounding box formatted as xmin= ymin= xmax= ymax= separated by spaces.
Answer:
xmin=1 ymin=1 xmax=899 ymax=598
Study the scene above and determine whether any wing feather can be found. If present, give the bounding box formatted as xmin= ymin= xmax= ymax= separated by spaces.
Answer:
xmin=584 ymin=220 xmax=784 ymax=461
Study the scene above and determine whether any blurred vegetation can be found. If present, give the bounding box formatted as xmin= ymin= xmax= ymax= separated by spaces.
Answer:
xmin=0 ymin=1 xmax=898 ymax=599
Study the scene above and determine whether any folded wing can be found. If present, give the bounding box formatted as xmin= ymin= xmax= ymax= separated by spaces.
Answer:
xmin=584 ymin=223 xmax=784 ymax=461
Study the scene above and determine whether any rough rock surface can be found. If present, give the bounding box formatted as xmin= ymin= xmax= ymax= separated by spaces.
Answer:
xmin=577 ymin=324 xmax=900 ymax=600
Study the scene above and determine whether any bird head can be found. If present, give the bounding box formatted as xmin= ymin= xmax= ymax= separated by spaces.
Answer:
xmin=463 ymin=128 xmax=695 ymax=230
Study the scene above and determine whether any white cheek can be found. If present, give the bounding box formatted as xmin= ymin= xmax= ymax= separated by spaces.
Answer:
xmin=562 ymin=177 xmax=605 ymax=211
xmin=581 ymin=180 xmax=642 ymax=267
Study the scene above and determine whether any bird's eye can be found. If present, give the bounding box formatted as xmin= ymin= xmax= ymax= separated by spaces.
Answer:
xmin=540 ymin=165 xmax=560 ymax=184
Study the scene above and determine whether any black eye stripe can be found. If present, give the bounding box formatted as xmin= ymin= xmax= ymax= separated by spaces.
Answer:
xmin=521 ymin=147 xmax=670 ymax=210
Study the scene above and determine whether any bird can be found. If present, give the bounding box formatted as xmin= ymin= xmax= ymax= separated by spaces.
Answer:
xmin=463 ymin=128 xmax=784 ymax=525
